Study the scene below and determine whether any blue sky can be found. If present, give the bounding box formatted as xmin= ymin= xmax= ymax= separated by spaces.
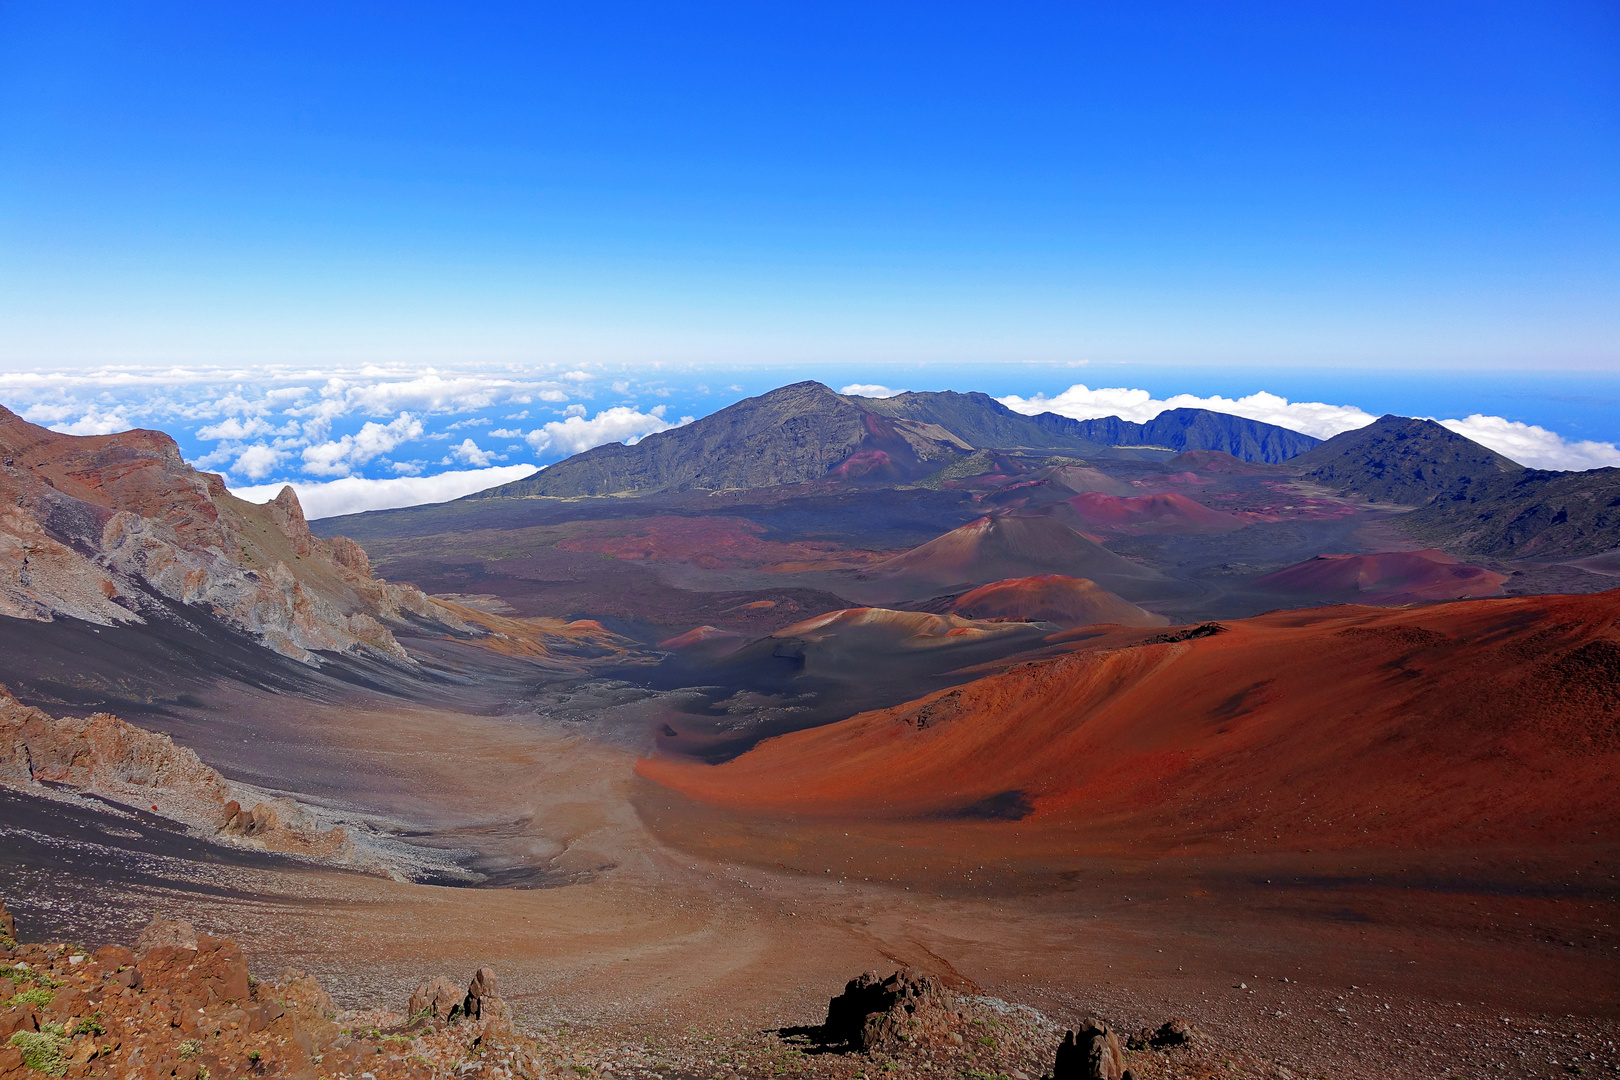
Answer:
xmin=0 ymin=3 xmax=1617 ymax=514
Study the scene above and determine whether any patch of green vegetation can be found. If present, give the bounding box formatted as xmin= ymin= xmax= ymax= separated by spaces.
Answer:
xmin=70 ymin=1014 xmax=105 ymax=1037
xmin=2 ymin=966 xmax=60 ymax=989
xmin=178 ymin=1039 xmax=203 ymax=1059
xmin=247 ymin=1050 xmax=261 ymax=1063
xmin=976 ymin=1035 xmax=997 ymax=1048
xmin=7 ymin=988 xmax=53 ymax=1009
xmin=9 ymin=1022 xmax=68 ymax=1076
xmin=567 ymin=1065 xmax=592 ymax=1077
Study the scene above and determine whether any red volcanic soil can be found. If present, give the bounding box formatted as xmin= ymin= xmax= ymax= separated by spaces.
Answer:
xmin=1256 ymin=549 xmax=1509 ymax=604
xmin=555 ymin=515 xmax=886 ymax=571
xmin=770 ymin=606 xmax=1024 ymax=648
xmin=859 ymin=513 xmax=1172 ymax=599
xmin=947 ymin=575 xmax=1167 ymax=628
xmin=1051 ymin=491 xmax=1250 ymax=535
xmin=639 ymin=590 xmax=1620 ymax=857
xmin=658 ymin=625 xmax=746 ymax=650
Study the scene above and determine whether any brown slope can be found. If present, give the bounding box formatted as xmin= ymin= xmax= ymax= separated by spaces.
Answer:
xmin=639 ymin=589 xmax=1620 ymax=855
xmin=0 ymin=404 xmax=626 ymax=669
xmin=947 ymin=575 xmax=1167 ymax=628
xmin=1255 ymin=549 xmax=1508 ymax=604
xmin=853 ymin=513 xmax=1176 ymax=602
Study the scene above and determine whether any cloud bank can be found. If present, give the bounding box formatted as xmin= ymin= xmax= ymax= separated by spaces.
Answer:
xmin=997 ymin=383 xmax=1620 ymax=472
xmin=229 ymin=464 xmax=539 ymax=520
xmin=839 ymin=384 xmax=906 ymax=398
xmin=997 ymin=385 xmax=1377 ymax=440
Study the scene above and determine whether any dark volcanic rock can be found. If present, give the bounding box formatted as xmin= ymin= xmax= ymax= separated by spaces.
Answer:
xmin=823 ymin=969 xmax=956 ymax=1052
xmin=1289 ymin=415 xmax=1523 ymax=506
xmin=1401 ymin=465 xmax=1620 ymax=558
xmin=1051 ymin=1018 xmax=1127 ymax=1079
xmin=1035 ymin=407 xmax=1319 ymax=464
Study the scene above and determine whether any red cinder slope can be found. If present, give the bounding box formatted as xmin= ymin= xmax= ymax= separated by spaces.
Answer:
xmin=1056 ymin=491 xmax=1249 ymax=535
xmin=858 ymin=513 xmax=1174 ymax=600
xmin=947 ymin=575 xmax=1167 ymax=628
xmin=1255 ymin=550 xmax=1508 ymax=604
xmin=638 ymin=590 xmax=1620 ymax=854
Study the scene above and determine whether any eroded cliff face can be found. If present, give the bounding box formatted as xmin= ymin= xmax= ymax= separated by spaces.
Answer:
xmin=0 ymin=686 xmax=355 ymax=864
xmin=0 ymin=406 xmax=469 ymax=663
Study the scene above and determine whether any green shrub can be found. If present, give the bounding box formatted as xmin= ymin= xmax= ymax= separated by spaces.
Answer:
xmin=9 ymin=1022 xmax=68 ymax=1077
xmin=178 ymin=1039 xmax=203 ymax=1059
xmin=6 ymin=988 xmax=53 ymax=1009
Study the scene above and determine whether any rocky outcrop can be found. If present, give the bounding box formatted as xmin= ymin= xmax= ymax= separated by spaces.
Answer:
xmin=0 ymin=404 xmax=474 ymax=664
xmin=0 ymin=903 xmax=532 ymax=1080
xmin=1051 ymin=1019 xmax=1128 ymax=1080
xmin=406 ymin=968 xmax=512 ymax=1037
xmin=0 ymin=686 xmax=356 ymax=866
xmin=823 ymin=970 xmax=957 ymax=1053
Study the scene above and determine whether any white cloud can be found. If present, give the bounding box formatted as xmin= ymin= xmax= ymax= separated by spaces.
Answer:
xmin=48 ymin=406 xmax=134 ymax=435
xmin=536 ymin=390 xmax=569 ymax=402
xmin=839 ymin=384 xmax=906 ymax=398
xmin=444 ymin=438 xmax=504 ymax=467
xmin=998 ymin=384 xmax=1377 ymax=440
xmin=611 ymin=380 xmax=630 ymax=393
xmin=564 ymin=404 xmax=586 ymax=417
xmin=232 ymin=444 xmax=288 ymax=480
xmin=561 ymin=370 xmax=594 ymax=382
xmin=1440 ymin=415 xmax=1620 ymax=471
xmin=302 ymin=413 xmax=424 ymax=477
xmin=487 ymin=427 xmax=524 ymax=438
xmin=228 ymin=464 xmax=539 ymax=520
xmin=196 ymin=416 xmax=278 ymax=441
xmin=523 ymin=406 xmax=684 ymax=457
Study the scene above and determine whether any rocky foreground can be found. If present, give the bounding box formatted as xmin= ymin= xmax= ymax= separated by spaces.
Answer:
xmin=0 ymin=895 xmax=1288 ymax=1080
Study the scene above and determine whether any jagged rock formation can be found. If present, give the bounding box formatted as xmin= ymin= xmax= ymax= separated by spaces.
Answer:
xmin=0 ymin=405 xmax=471 ymax=663
xmin=1051 ymin=1019 xmax=1129 ymax=1080
xmin=406 ymin=968 xmax=512 ymax=1037
xmin=822 ymin=970 xmax=958 ymax=1054
xmin=1288 ymin=415 xmax=1523 ymax=506
xmin=0 ymin=686 xmax=355 ymax=865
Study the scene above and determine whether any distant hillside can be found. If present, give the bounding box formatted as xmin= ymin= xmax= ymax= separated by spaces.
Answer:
xmin=1031 ymin=407 xmax=1319 ymax=463
xmin=1400 ymin=467 xmax=1620 ymax=558
xmin=1289 ymin=415 xmax=1523 ymax=505
xmin=476 ymin=383 xmax=1321 ymax=499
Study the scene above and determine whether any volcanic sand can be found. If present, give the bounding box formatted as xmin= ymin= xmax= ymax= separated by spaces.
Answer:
xmin=7 ymin=599 xmax=1619 ymax=1079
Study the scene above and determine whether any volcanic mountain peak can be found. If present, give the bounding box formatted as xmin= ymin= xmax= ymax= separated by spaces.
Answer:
xmin=858 ymin=512 xmax=1176 ymax=602
xmin=477 ymin=382 xmax=1119 ymax=498
xmin=1290 ymin=414 xmax=1523 ymax=506
xmin=947 ymin=574 xmax=1168 ymax=628
xmin=0 ymin=404 xmax=471 ymax=662
xmin=473 ymin=381 xmax=1326 ymax=500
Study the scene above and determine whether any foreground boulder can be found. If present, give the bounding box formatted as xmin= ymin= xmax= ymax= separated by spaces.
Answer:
xmin=1051 ymin=1018 xmax=1129 ymax=1080
xmin=823 ymin=969 xmax=956 ymax=1053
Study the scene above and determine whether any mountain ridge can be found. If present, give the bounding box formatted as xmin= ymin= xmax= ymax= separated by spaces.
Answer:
xmin=477 ymin=382 xmax=1320 ymax=499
